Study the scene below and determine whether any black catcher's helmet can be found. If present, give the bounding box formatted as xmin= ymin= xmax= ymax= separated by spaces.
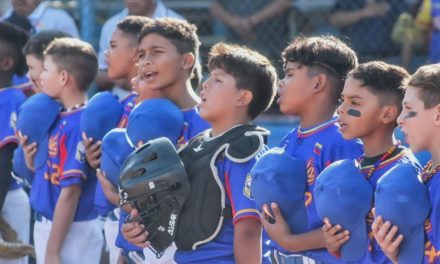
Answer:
xmin=119 ymin=137 xmax=189 ymax=257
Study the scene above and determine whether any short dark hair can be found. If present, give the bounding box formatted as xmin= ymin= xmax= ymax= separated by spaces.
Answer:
xmin=282 ymin=35 xmax=358 ymax=102
xmin=0 ymin=21 xmax=29 ymax=76
xmin=138 ymin=18 xmax=200 ymax=76
xmin=116 ymin=16 xmax=153 ymax=43
xmin=408 ymin=64 xmax=440 ymax=109
xmin=348 ymin=61 xmax=409 ymax=111
xmin=208 ymin=43 xmax=277 ymax=120
xmin=44 ymin=38 xmax=98 ymax=91
xmin=23 ymin=30 xmax=71 ymax=60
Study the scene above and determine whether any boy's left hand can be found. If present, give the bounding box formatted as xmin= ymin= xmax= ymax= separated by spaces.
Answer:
xmin=260 ymin=202 xmax=291 ymax=247
xmin=322 ymin=217 xmax=349 ymax=256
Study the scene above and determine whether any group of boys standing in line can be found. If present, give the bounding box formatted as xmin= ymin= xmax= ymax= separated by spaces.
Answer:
xmin=1 ymin=6 xmax=440 ymax=264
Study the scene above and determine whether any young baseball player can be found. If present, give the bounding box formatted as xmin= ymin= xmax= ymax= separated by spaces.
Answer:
xmin=22 ymin=30 xmax=71 ymax=94
xmin=83 ymin=15 xmax=154 ymax=170
xmin=124 ymin=41 xmax=277 ymax=263
xmin=260 ymin=35 xmax=363 ymax=263
xmin=372 ymin=64 xmax=440 ymax=263
xmin=0 ymin=21 xmax=31 ymax=264
xmin=108 ymin=18 xmax=210 ymax=263
xmin=323 ymin=61 xmax=421 ymax=263
xmin=21 ymin=37 xmax=103 ymax=264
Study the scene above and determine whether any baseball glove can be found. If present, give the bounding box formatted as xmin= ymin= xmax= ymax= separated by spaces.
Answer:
xmin=0 ymin=216 xmax=35 ymax=259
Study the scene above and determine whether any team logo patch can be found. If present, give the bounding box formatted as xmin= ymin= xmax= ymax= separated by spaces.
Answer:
xmin=9 ymin=111 xmax=17 ymax=129
xmin=75 ymin=141 xmax=86 ymax=163
xmin=243 ymin=173 xmax=253 ymax=199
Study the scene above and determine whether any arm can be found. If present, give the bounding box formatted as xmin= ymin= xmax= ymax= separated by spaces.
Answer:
xmin=82 ymin=133 xmax=101 ymax=170
xmin=329 ymin=0 xmax=390 ymax=28
xmin=45 ymin=184 xmax=82 ymax=264
xmin=247 ymin=0 xmax=291 ymax=27
xmin=261 ymin=203 xmax=325 ymax=252
xmin=234 ymin=218 xmax=262 ymax=264
xmin=0 ymin=143 xmax=16 ymax=212
xmin=96 ymin=168 xmax=119 ymax=206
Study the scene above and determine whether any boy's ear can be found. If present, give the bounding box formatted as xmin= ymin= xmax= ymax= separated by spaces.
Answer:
xmin=0 ymin=56 xmax=15 ymax=72
xmin=58 ymin=70 xmax=69 ymax=86
xmin=311 ymin=73 xmax=327 ymax=93
xmin=380 ymin=105 xmax=399 ymax=125
xmin=181 ymin=53 xmax=196 ymax=70
xmin=434 ymin=103 xmax=440 ymax=126
xmin=236 ymin=90 xmax=253 ymax=107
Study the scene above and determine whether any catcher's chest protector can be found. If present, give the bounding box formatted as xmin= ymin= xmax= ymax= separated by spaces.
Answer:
xmin=176 ymin=125 xmax=268 ymax=250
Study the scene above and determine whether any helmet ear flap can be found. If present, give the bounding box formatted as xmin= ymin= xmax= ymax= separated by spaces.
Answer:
xmin=119 ymin=137 xmax=190 ymax=257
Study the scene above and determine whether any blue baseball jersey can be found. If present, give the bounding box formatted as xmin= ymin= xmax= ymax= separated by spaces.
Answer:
xmin=278 ymin=117 xmax=363 ymax=262
xmin=176 ymin=107 xmax=210 ymax=148
xmin=95 ymin=93 xmax=137 ymax=217
xmin=115 ymin=106 xmax=211 ymax=251
xmin=0 ymin=88 xmax=26 ymax=190
xmin=174 ymin=149 xmax=264 ymax=264
xmin=117 ymin=93 xmax=138 ymax=129
xmin=30 ymin=108 xmax=98 ymax=221
xmin=424 ymin=170 xmax=440 ymax=264
xmin=359 ymin=147 xmax=420 ymax=264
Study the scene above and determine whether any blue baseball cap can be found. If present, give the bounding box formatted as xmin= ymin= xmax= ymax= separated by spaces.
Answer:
xmin=314 ymin=159 xmax=373 ymax=262
xmin=375 ymin=163 xmax=430 ymax=264
xmin=250 ymin=148 xmax=308 ymax=237
xmin=126 ymin=98 xmax=184 ymax=147
xmin=16 ymin=93 xmax=62 ymax=170
xmin=100 ymin=128 xmax=135 ymax=187
xmin=81 ymin=91 xmax=123 ymax=141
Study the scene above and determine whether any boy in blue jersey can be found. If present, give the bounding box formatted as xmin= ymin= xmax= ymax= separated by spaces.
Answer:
xmin=99 ymin=18 xmax=209 ymax=263
xmin=21 ymin=37 xmax=104 ymax=264
xmin=323 ymin=61 xmax=420 ymax=263
xmin=135 ymin=18 xmax=210 ymax=144
xmin=0 ymin=21 xmax=32 ymax=264
xmin=372 ymin=64 xmax=440 ymax=264
xmin=123 ymin=42 xmax=278 ymax=263
xmin=83 ymin=16 xmax=155 ymax=170
xmin=259 ymin=35 xmax=363 ymax=263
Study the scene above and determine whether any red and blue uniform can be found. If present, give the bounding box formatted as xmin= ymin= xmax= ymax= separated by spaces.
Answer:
xmin=0 ymin=87 xmax=26 ymax=190
xmin=423 ymin=170 xmax=440 ymax=264
xmin=174 ymin=148 xmax=265 ymax=263
xmin=359 ymin=147 xmax=420 ymax=264
xmin=94 ymin=92 xmax=138 ymax=217
xmin=30 ymin=108 xmax=98 ymax=221
xmin=278 ymin=117 xmax=363 ymax=262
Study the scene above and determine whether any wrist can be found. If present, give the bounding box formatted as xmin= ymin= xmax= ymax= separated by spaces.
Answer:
xmin=248 ymin=15 xmax=258 ymax=27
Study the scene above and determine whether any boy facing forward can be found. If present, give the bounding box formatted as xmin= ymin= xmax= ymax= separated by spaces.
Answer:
xmin=21 ymin=38 xmax=103 ymax=264
xmin=373 ymin=64 xmax=440 ymax=264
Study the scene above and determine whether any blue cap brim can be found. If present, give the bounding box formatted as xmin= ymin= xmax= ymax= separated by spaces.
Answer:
xmin=341 ymin=221 xmax=368 ymax=262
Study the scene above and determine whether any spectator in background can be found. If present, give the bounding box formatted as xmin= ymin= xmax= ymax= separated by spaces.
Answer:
xmin=210 ymin=0 xmax=291 ymax=70
xmin=1 ymin=0 xmax=79 ymax=37
xmin=431 ymin=0 xmax=440 ymax=62
xmin=96 ymin=0 xmax=183 ymax=91
xmin=329 ymin=0 xmax=408 ymax=60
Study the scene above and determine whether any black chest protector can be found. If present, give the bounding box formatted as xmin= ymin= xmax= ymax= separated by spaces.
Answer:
xmin=175 ymin=125 xmax=268 ymax=250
